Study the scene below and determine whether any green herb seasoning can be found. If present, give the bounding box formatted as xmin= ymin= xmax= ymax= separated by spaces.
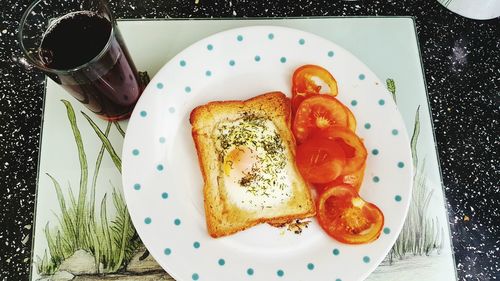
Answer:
xmin=215 ymin=116 xmax=290 ymax=205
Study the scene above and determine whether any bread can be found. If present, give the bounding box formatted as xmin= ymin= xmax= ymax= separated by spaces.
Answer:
xmin=190 ymin=92 xmax=316 ymax=238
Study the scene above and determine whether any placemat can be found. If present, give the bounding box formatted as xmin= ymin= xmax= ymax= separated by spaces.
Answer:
xmin=30 ymin=18 xmax=457 ymax=281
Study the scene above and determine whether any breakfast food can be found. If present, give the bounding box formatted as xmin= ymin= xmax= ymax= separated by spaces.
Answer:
xmin=291 ymin=64 xmax=338 ymax=113
xmin=290 ymin=64 xmax=383 ymax=244
xmin=190 ymin=92 xmax=316 ymax=238
xmin=190 ymin=64 xmax=384 ymax=243
xmin=316 ymin=185 xmax=384 ymax=244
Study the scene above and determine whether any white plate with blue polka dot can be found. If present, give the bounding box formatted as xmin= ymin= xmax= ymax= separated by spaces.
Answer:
xmin=122 ymin=26 xmax=413 ymax=281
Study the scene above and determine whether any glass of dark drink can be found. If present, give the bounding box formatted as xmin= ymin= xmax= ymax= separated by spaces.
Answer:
xmin=19 ymin=0 xmax=142 ymax=121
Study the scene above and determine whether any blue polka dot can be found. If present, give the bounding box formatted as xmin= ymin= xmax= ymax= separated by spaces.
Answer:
xmin=359 ymin=74 xmax=366 ymax=80
xmin=192 ymin=273 xmax=199 ymax=280
xmin=229 ymin=60 xmax=235 ymax=66
xmin=237 ymin=35 xmax=243 ymax=41
xmin=159 ymin=137 xmax=166 ymax=143
xmin=247 ymin=268 xmax=254 ymax=276
xmin=332 ymin=248 xmax=340 ymax=256
xmin=395 ymin=195 xmax=402 ymax=202
xmin=157 ymin=164 xmax=164 ymax=171
xmin=156 ymin=82 xmax=164 ymax=89
xmin=185 ymin=86 xmax=191 ymax=93
xmin=180 ymin=60 xmax=186 ymax=67
xmin=307 ymin=263 xmax=315 ymax=270
xmin=207 ymin=44 xmax=213 ymax=51
xmin=372 ymin=149 xmax=379 ymax=155
xmin=193 ymin=241 xmax=200 ymax=249
xmin=268 ymin=33 xmax=274 ymax=40
xmin=384 ymin=227 xmax=391 ymax=234
xmin=218 ymin=258 xmax=225 ymax=266
xmin=169 ymin=107 xmax=175 ymax=113
xmin=132 ymin=149 xmax=140 ymax=156
xmin=328 ymin=50 xmax=335 ymax=57
xmin=164 ymin=248 xmax=171 ymax=255
xmin=392 ymin=129 xmax=399 ymax=135
xmin=140 ymin=110 xmax=147 ymax=117
xmin=299 ymin=38 xmax=305 ymax=45
xmin=398 ymin=162 xmax=405 ymax=168
xmin=379 ymin=99 xmax=385 ymax=105
xmin=351 ymin=100 xmax=358 ymax=106
xmin=364 ymin=123 xmax=371 ymax=129
xmin=144 ymin=217 xmax=152 ymax=224
xmin=174 ymin=218 xmax=181 ymax=225
xmin=277 ymin=270 xmax=284 ymax=277
xmin=161 ymin=192 xmax=168 ymax=199
xmin=205 ymin=70 xmax=212 ymax=76
xmin=363 ymin=256 xmax=370 ymax=263
xmin=133 ymin=183 xmax=141 ymax=190
xmin=280 ymin=57 xmax=287 ymax=63
xmin=373 ymin=176 xmax=380 ymax=183
xmin=254 ymin=55 xmax=261 ymax=62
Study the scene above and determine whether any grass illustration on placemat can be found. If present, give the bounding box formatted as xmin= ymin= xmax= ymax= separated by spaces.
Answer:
xmin=36 ymin=77 xmax=444 ymax=276
xmin=386 ymin=79 xmax=443 ymax=263
xmin=36 ymin=101 xmax=140 ymax=276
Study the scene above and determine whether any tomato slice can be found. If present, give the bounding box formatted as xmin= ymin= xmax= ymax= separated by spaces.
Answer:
xmin=317 ymin=185 xmax=384 ymax=244
xmin=291 ymin=65 xmax=339 ymax=112
xmin=296 ymin=137 xmax=346 ymax=184
xmin=293 ymin=95 xmax=349 ymax=143
xmin=313 ymin=126 xmax=367 ymax=174
xmin=343 ymin=104 xmax=357 ymax=131
xmin=315 ymin=163 xmax=366 ymax=194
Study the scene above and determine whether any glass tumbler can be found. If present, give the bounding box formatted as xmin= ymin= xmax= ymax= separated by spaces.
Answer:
xmin=19 ymin=0 xmax=142 ymax=121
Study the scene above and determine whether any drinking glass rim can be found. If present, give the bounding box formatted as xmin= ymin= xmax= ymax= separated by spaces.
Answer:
xmin=18 ymin=0 xmax=117 ymax=75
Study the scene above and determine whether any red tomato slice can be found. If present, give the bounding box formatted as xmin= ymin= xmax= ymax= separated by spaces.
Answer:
xmin=293 ymin=95 xmax=349 ymax=144
xmin=291 ymin=65 xmax=338 ymax=112
xmin=296 ymin=137 xmax=346 ymax=184
xmin=313 ymin=126 xmax=367 ymax=174
xmin=343 ymin=104 xmax=357 ymax=131
xmin=317 ymin=185 xmax=384 ymax=244
xmin=315 ymin=163 xmax=366 ymax=194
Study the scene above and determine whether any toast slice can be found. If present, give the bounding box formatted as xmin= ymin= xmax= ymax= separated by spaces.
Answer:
xmin=190 ymin=92 xmax=316 ymax=238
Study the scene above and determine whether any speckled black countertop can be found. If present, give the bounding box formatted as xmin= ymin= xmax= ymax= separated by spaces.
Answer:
xmin=0 ymin=0 xmax=499 ymax=280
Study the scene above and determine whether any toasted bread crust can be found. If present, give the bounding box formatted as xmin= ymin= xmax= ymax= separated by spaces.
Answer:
xmin=190 ymin=92 xmax=316 ymax=238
